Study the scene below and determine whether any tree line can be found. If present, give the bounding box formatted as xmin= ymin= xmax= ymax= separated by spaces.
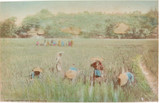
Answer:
xmin=0 ymin=9 xmax=158 ymax=39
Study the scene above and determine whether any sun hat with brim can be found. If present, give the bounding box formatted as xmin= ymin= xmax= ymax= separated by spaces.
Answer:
xmin=33 ymin=67 xmax=43 ymax=72
xmin=57 ymin=51 xmax=64 ymax=54
xmin=70 ymin=67 xmax=78 ymax=71
xmin=90 ymin=57 xmax=104 ymax=62
xmin=65 ymin=70 xmax=77 ymax=79
xmin=57 ymin=51 xmax=64 ymax=55
xmin=118 ymin=73 xmax=128 ymax=86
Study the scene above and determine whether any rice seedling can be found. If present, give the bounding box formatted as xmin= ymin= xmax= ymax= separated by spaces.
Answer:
xmin=0 ymin=38 xmax=158 ymax=102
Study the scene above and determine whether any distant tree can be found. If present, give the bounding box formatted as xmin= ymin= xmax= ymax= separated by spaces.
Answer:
xmin=146 ymin=8 xmax=158 ymax=19
xmin=105 ymin=18 xmax=116 ymax=38
xmin=127 ymin=27 xmax=151 ymax=39
xmin=130 ymin=10 xmax=142 ymax=16
xmin=83 ymin=11 xmax=89 ymax=14
xmin=44 ymin=25 xmax=51 ymax=35
xmin=144 ymin=8 xmax=158 ymax=30
xmin=105 ymin=24 xmax=115 ymax=38
xmin=21 ymin=16 xmax=40 ymax=32
xmin=14 ymin=9 xmax=158 ymax=38
xmin=20 ymin=9 xmax=53 ymax=34
xmin=0 ymin=17 xmax=17 ymax=37
xmin=38 ymin=9 xmax=53 ymax=19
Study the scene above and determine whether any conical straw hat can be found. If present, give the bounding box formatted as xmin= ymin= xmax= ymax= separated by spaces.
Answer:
xmin=33 ymin=67 xmax=43 ymax=72
xmin=57 ymin=51 xmax=64 ymax=55
xmin=90 ymin=57 xmax=104 ymax=62
xmin=65 ymin=70 xmax=77 ymax=79
xmin=118 ymin=73 xmax=128 ymax=86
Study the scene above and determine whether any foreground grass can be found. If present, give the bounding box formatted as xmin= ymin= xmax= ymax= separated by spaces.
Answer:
xmin=0 ymin=39 xmax=158 ymax=102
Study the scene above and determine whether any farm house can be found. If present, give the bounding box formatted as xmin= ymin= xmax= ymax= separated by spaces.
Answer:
xmin=114 ymin=23 xmax=130 ymax=34
xmin=61 ymin=27 xmax=82 ymax=37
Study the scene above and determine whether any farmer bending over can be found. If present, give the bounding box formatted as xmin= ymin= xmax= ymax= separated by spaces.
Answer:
xmin=56 ymin=52 xmax=64 ymax=72
xmin=117 ymin=72 xmax=134 ymax=86
xmin=65 ymin=64 xmax=78 ymax=80
xmin=31 ymin=67 xmax=43 ymax=79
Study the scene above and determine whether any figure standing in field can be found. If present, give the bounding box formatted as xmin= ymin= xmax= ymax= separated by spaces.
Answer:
xmin=44 ymin=40 xmax=47 ymax=46
xmin=47 ymin=40 xmax=50 ymax=46
xmin=53 ymin=40 xmax=56 ymax=46
xmin=36 ymin=41 xmax=39 ymax=46
xmin=71 ymin=40 xmax=73 ymax=47
xmin=56 ymin=52 xmax=64 ymax=72
xmin=61 ymin=41 xmax=64 ymax=46
xmin=68 ymin=41 xmax=71 ymax=46
xmin=90 ymin=57 xmax=105 ymax=85
xmin=51 ymin=40 xmax=53 ymax=46
xmin=66 ymin=41 xmax=68 ymax=46
xmin=58 ymin=40 xmax=61 ymax=46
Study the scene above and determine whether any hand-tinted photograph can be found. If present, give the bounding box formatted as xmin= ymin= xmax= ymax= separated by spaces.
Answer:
xmin=0 ymin=0 xmax=158 ymax=102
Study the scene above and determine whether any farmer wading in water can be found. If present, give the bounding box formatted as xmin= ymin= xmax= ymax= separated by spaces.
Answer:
xmin=56 ymin=52 xmax=64 ymax=72
xmin=90 ymin=57 xmax=104 ymax=85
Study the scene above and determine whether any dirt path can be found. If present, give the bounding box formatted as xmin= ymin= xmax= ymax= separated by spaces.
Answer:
xmin=139 ymin=60 xmax=158 ymax=95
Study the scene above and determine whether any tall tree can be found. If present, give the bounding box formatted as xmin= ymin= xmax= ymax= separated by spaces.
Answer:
xmin=0 ymin=17 xmax=17 ymax=37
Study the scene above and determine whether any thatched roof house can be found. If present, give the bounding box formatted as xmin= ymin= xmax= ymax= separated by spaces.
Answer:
xmin=27 ymin=28 xmax=37 ymax=36
xmin=37 ymin=29 xmax=45 ymax=35
xmin=114 ymin=23 xmax=129 ymax=34
xmin=61 ymin=27 xmax=81 ymax=35
xmin=27 ymin=28 xmax=45 ymax=36
xmin=18 ymin=28 xmax=45 ymax=38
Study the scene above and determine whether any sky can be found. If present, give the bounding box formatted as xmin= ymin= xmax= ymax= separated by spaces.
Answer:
xmin=0 ymin=1 xmax=158 ymax=24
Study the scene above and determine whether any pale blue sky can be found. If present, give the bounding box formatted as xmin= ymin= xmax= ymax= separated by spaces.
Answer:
xmin=0 ymin=1 xmax=158 ymax=24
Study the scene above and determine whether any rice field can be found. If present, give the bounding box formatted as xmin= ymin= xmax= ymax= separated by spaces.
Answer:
xmin=0 ymin=38 xmax=158 ymax=102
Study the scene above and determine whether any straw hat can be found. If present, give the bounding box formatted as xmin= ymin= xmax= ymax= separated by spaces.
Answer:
xmin=90 ymin=57 xmax=104 ymax=62
xmin=65 ymin=70 xmax=77 ymax=79
xmin=118 ymin=73 xmax=128 ymax=86
xmin=33 ymin=67 xmax=43 ymax=72
xmin=57 ymin=51 xmax=64 ymax=55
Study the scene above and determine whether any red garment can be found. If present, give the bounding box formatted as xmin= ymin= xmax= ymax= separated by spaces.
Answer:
xmin=90 ymin=61 xmax=104 ymax=70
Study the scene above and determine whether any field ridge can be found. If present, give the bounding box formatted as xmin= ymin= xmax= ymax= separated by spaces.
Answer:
xmin=139 ymin=59 xmax=158 ymax=95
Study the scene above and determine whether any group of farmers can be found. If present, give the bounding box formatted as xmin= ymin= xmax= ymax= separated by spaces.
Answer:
xmin=31 ymin=52 xmax=134 ymax=87
xmin=36 ymin=40 xmax=73 ymax=47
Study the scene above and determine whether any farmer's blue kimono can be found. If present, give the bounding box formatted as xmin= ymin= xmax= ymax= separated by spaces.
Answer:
xmin=94 ymin=70 xmax=101 ymax=77
xmin=53 ymin=41 xmax=56 ymax=46
xmin=126 ymin=72 xmax=134 ymax=84
xmin=70 ymin=67 xmax=77 ymax=71
xmin=61 ymin=41 xmax=64 ymax=46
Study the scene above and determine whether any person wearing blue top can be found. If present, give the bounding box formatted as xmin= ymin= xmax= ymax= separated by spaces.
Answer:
xmin=70 ymin=67 xmax=77 ymax=71
xmin=126 ymin=72 xmax=134 ymax=84
xmin=116 ymin=71 xmax=134 ymax=86
xmin=64 ymin=64 xmax=78 ymax=80
xmin=61 ymin=41 xmax=65 ymax=46
xmin=94 ymin=69 xmax=101 ymax=77
xmin=30 ymin=69 xmax=42 ymax=79
xmin=90 ymin=60 xmax=104 ymax=85
xmin=69 ymin=64 xmax=77 ymax=71
xmin=53 ymin=41 xmax=56 ymax=46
